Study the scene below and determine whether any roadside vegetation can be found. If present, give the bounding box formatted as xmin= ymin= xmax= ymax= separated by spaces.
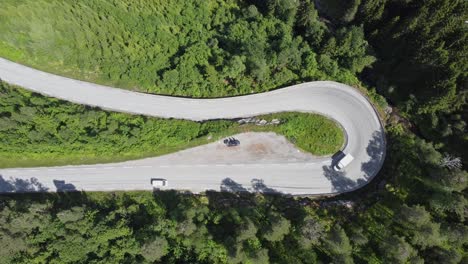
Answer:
xmin=0 ymin=0 xmax=466 ymax=263
xmin=0 ymin=81 xmax=343 ymax=168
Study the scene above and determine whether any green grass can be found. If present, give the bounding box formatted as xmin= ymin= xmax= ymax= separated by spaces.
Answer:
xmin=0 ymin=82 xmax=343 ymax=168
xmin=246 ymin=113 xmax=344 ymax=155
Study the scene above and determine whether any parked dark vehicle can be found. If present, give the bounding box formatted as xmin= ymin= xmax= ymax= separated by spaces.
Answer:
xmin=223 ymin=137 xmax=240 ymax=147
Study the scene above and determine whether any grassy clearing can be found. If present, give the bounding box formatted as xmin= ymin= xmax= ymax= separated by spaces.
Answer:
xmin=0 ymin=82 xmax=343 ymax=168
xmin=245 ymin=113 xmax=344 ymax=155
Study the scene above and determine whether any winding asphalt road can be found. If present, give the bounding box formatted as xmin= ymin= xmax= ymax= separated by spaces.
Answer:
xmin=0 ymin=58 xmax=385 ymax=195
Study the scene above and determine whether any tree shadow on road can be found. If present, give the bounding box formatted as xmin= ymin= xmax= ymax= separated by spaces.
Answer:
xmin=220 ymin=178 xmax=249 ymax=192
xmin=361 ymin=130 xmax=386 ymax=180
xmin=251 ymin=179 xmax=279 ymax=194
xmin=0 ymin=175 xmax=49 ymax=193
xmin=53 ymin=180 xmax=77 ymax=192
xmin=323 ymin=129 xmax=385 ymax=193
xmin=322 ymin=166 xmax=357 ymax=192
xmin=220 ymin=178 xmax=281 ymax=194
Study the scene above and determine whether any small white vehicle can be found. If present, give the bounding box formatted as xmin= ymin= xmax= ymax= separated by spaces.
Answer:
xmin=333 ymin=154 xmax=354 ymax=171
xmin=151 ymin=178 xmax=168 ymax=187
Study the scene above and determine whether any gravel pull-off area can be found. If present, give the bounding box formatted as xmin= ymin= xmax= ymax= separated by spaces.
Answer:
xmin=126 ymin=132 xmax=322 ymax=166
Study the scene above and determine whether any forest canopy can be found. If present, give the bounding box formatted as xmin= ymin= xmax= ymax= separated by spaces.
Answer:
xmin=0 ymin=0 xmax=372 ymax=97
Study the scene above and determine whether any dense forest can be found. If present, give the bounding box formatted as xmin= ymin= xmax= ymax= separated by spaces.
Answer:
xmin=0 ymin=124 xmax=466 ymax=263
xmin=348 ymin=0 xmax=467 ymax=169
xmin=0 ymin=0 xmax=371 ymax=97
xmin=0 ymin=81 xmax=343 ymax=167
xmin=0 ymin=0 xmax=467 ymax=263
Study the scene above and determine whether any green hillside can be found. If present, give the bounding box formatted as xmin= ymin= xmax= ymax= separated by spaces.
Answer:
xmin=0 ymin=0 xmax=371 ymax=97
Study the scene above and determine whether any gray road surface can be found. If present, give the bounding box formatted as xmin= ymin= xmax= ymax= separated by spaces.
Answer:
xmin=0 ymin=58 xmax=385 ymax=195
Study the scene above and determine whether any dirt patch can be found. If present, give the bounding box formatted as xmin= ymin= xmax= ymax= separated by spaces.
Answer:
xmin=247 ymin=143 xmax=269 ymax=155
xmin=130 ymin=132 xmax=323 ymax=166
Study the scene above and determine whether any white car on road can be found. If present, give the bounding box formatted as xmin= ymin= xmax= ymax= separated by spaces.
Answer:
xmin=333 ymin=154 xmax=354 ymax=171
xmin=151 ymin=178 xmax=168 ymax=187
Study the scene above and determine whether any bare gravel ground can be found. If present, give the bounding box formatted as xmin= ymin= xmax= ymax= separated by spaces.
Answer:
xmin=124 ymin=132 xmax=324 ymax=166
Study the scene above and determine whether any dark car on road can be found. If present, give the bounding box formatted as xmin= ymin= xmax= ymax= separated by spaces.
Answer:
xmin=223 ymin=137 xmax=240 ymax=147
